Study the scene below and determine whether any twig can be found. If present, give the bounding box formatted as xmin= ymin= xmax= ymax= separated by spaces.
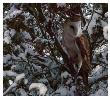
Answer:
xmin=89 ymin=75 xmax=108 ymax=86
xmin=3 ymin=82 xmax=17 ymax=96
xmin=85 ymin=6 xmax=94 ymax=31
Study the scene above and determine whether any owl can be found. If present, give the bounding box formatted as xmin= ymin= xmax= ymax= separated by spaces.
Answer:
xmin=62 ymin=17 xmax=91 ymax=85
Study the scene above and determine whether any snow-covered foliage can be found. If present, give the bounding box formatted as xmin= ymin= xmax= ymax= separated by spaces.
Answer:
xmin=29 ymin=83 xmax=47 ymax=96
xmin=3 ymin=54 xmax=11 ymax=64
xmin=82 ymin=5 xmax=108 ymax=96
xmin=18 ymin=53 xmax=27 ymax=61
xmin=57 ymin=3 xmax=66 ymax=8
xmin=3 ymin=3 xmax=108 ymax=96
xmin=15 ymin=73 xmax=25 ymax=83
xmin=51 ymin=85 xmax=78 ymax=96
xmin=21 ymin=31 xmax=32 ymax=40
xmin=16 ymin=88 xmax=27 ymax=96
xmin=4 ymin=71 xmax=18 ymax=77
xmin=84 ymin=10 xmax=101 ymax=35
xmin=4 ymin=4 xmax=22 ymax=20
xmin=88 ymin=41 xmax=108 ymax=96
xmin=103 ymin=26 xmax=108 ymax=40
xmin=51 ymin=86 xmax=69 ymax=96
xmin=4 ymin=29 xmax=16 ymax=44
xmin=89 ymin=79 xmax=108 ymax=96
xmin=104 ymin=12 xmax=108 ymax=17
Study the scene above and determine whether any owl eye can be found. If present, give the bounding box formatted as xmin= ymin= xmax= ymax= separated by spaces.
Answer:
xmin=70 ymin=25 xmax=75 ymax=31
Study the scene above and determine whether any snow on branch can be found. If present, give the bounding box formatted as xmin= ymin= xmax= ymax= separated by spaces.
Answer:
xmin=3 ymin=54 xmax=11 ymax=64
xmin=3 ymin=82 xmax=17 ymax=95
xmin=4 ymin=9 xmax=22 ymax=20
xmin=61 ymin=71 xmax=71 ymax=79
xmin=3 ymin=73 xmax=27 ymax=95
xmin=57 ymin=3 xmax=66 ymax=8
xmin=89 ymin=65 xmax=108 ymax=84
xmin=29 ymin=83 xmax=47 ymax=96
xmin=15 ymin=73 xmax=25 ymax=83
xmin=3 ymin=71 xmax=18 ymax=77
xmin=103 ymin=25 xmax=108 ymax=40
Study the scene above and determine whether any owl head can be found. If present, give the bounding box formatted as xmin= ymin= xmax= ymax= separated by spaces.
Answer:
xmin=64 ymin=16 xmax=82 ymax=37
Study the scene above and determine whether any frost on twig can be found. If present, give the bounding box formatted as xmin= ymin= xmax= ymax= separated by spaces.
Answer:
xmin=3 ymin=73 xmax=26 ymax=96
xmin=3 ymin=82 xmax=17 ymax=95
